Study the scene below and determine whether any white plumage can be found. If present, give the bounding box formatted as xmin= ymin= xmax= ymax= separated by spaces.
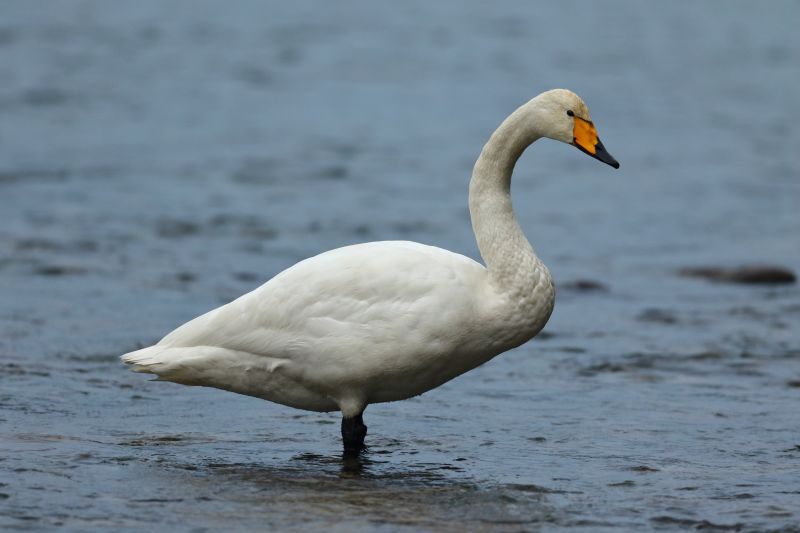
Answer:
xmin=122 ymin=89 xmax=619 ymax=451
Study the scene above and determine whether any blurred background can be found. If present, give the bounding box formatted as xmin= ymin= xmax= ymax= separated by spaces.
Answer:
xmin=1 ymin=1 xmax=798 ymax=531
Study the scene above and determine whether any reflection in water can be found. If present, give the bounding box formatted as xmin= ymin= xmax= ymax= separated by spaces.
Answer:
xmin=178 ymin=452 xmax=558 ymax=531
xmin=339 ymin=452 xmax=368 ymax=477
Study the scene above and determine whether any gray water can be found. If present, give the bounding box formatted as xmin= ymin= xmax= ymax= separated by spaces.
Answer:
xmin=1 ymin=1 xmax=799 ymax=531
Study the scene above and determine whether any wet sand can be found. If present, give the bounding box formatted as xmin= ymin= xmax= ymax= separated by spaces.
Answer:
xmin=1 ymin=1 xmax=799 ymax=531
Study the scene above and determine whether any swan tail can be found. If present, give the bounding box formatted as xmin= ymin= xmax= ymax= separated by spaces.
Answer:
xmin=121 ymin=345 xmax=225 ymax=385
xmin=121 ymin=345 xmax=288 ymax=391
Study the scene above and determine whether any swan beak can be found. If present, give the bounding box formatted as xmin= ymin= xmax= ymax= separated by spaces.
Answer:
xmin=572 ymin=117 xmax=620 ymax=169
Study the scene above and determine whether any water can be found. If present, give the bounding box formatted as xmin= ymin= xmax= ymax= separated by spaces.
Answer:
xmin=1 ymin=1 xmax=799 ymax=530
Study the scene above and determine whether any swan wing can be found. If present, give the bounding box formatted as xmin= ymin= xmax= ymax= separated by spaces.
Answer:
xmin=124 ymin=241 xmax=489 ymax=406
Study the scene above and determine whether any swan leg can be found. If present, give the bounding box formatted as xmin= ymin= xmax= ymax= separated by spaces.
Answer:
xmin=341 ymin=412 xmax=367 ymax=455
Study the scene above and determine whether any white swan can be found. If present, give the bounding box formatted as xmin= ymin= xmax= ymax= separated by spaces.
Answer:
xmin=122 ymin=89 xmax=619 ymax=454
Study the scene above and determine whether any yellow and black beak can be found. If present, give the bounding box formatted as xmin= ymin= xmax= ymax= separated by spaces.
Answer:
xmin=572 ymin=116 xmax=620 ymax=169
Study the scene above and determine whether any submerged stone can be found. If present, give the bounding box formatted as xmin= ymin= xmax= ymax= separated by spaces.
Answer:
xmin=679 ymin=266 xmax=796 ymax=285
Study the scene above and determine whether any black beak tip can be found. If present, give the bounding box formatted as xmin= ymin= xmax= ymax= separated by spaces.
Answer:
xmin=573 ymin=138 xmax=620 ymax=169
xmin=594 ymin=139 xmax=620 ymax=169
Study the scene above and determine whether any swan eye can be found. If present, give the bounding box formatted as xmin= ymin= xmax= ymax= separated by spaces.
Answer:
xmin=566 ymin=110 xmax=574 ymax=117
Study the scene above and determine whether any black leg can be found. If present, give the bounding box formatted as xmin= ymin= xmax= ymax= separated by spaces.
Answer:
xmin=341 ymin=412 xmax=367 ymax=455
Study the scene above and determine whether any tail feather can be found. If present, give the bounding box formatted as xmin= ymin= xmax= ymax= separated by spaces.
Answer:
xmin=121 ymin=344 xmax=327 ymax=410
xmin=120 ymin=345 xmax=216 ymax=384
xmin=121 ymin=346 xmax=171 ymax=374
xmin=120 ymin=344 xmax=273 ymax=388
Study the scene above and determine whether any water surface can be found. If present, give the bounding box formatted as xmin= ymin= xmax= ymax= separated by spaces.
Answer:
xmin=1 ymin=1 xmax=799 ymax=531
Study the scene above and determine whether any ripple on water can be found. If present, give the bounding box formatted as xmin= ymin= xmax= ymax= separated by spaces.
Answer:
xmin=149 ymin=456 xmax=563 ymax=531
xmin=1 ymin=2 xmax=799 ymax=532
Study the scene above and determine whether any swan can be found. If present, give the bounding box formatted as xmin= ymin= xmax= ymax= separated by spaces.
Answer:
xmin=122 ymin=89 xmax=619 ymax=454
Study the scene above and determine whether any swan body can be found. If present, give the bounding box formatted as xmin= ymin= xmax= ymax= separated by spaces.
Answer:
xmin=122 ymin=89 xmax=619 ymax=452
xmin=123 ymin=241 xmax=548 ymax=415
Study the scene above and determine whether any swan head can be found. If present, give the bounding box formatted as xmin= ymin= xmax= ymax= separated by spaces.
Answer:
xmin=532 ymin=89 xmax=620 ymax=169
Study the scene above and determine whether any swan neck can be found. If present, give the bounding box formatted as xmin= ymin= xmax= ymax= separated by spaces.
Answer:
xmin=469 ymin=104 xmax=552 ymax=305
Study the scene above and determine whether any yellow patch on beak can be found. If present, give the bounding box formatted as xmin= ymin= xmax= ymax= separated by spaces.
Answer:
xmin=572 ymin=117 xmax=598 ymax=155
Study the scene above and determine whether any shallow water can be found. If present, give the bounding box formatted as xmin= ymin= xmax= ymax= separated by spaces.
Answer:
xmin=1 ymin=1 xmax=799 ymax=531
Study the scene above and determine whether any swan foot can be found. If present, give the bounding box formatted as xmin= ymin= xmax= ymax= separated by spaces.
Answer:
xmin=341 ymin=413 xmax=367 ymax=455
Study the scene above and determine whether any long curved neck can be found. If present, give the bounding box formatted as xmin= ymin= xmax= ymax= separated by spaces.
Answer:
xmin=469 ymin=103 xmax=553 ymax=307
